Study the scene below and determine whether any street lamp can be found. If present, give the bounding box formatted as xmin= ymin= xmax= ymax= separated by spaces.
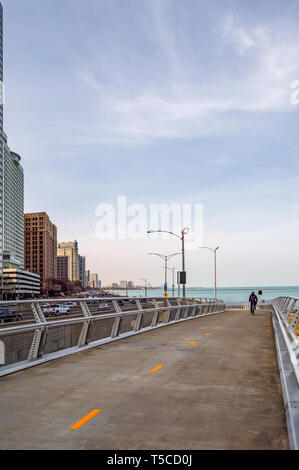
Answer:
xmin=165 ymin=266 xmax=176 ymax=297
xmin=139 ymin=278 xmax=148 ymax=298
xmin=149 ymin=252 xmax=181 ymax=297
xmin=147 ymin=228 xmax=190 ymax=297
xmin=198 ymin=246 xmax=219 ymax=301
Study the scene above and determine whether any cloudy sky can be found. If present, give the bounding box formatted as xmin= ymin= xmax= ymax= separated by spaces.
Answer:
xmin=2 ymin=0 xmax=299 ymax=287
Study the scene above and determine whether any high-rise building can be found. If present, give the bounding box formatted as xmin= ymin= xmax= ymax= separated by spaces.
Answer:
xmin=57 ymin=241 xmax=80 ymax=282
xmin=85 ymin=270 xmax=90 ymax=285
xmin=79 ymin=255 xmax=86 ymax=288
xmin=24 ymin=212 xmax=57 ymax=293
xmin=57 ymin=256 xmax=70 ymax=282
xmin=0 ymin=3 xmax=4 ymax=277
xmin=2 ymin=132 xmax=24 ymax=270
xmin=90 ymin=273 xmax=99 ymax=289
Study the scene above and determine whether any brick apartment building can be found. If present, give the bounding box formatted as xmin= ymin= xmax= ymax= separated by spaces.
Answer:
xmin=24 ymin=212 xmax=57 ymax=294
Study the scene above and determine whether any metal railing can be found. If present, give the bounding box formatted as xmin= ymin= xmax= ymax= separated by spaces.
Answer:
xmin=225 ymin=301 xmax=250 ymax=309
xmin=0 ymin=297 xmax=225 ymax=376
xmin=259 ymin=296 xmax=299 ymax=449
xmin=259 ymin=296 xmax=299 ymax=381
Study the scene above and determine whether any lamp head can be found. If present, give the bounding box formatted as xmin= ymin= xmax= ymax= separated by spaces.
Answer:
xmin=182 ymin=227 xmax=190 ymax=235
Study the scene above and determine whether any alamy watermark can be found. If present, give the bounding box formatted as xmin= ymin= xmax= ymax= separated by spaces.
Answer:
xmin=95 ymin=196 xmax=203 ymax=250
xmin=290 ymin=80 xmax=299 ymax=104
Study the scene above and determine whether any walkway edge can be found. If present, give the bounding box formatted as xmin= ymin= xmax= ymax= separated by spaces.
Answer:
xmin=272 ymin=307 xmax=299 ymax=449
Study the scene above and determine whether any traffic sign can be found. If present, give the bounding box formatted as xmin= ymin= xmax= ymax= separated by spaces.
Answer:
xmin=177 ymin=271 xmax=186 ymax=285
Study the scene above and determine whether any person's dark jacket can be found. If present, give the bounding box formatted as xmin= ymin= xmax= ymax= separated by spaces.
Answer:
xmin=249 ymin=293 xmax=258 ymax=304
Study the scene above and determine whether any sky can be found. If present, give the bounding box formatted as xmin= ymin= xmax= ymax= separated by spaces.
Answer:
xmin=2 ymin=0 xmax=299 ymax=287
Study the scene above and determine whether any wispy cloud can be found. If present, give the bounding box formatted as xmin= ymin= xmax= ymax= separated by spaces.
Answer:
xmin=76 ymin=11 xmax=299 ymax=145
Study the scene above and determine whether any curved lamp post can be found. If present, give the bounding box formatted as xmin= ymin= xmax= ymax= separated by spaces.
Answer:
xmin=147 ymin=228 xmax=190 ymax=297
xmin=139 ymin=278 xmax=148 ymax=298
xmin=149 ymin=252 xmax=181 ymax=297
xmin=198 ymin=246 xmax=219 ymax=301
xmin=165 ymin=266 xmax=176 ymax=297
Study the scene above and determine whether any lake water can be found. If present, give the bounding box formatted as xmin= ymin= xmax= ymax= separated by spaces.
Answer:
xmin=111 ymin=286 xmax=299 ymax=302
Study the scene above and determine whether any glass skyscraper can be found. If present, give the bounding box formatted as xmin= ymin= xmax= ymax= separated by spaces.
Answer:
xmin=3 ymin=133 xmax=24 ymax=270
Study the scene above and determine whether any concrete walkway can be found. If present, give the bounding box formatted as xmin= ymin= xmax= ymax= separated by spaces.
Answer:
xmin=0 ymin=309 xmax=289 ymax=450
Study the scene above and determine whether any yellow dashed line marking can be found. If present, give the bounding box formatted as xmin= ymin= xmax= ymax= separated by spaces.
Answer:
xmin=70 ymin=410 xmax=101 ymax=430
xmin=151 ymin=365 xmax=164 ymax=372
xmin=189 ymin=341 xmax=197 ymax=346
xmin=205 ymin=333 xmax=210 ymax=336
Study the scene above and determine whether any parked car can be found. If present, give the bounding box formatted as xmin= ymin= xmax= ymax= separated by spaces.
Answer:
xmin=98 ymin=303 xmax=110 ymax=310
xmin=63 ymin=302 xmax=77 ymax=307
xmin=0 ymin=307 xmax=23 ymax=323
xmin=42 ymin=304 xmax=70 ymax=317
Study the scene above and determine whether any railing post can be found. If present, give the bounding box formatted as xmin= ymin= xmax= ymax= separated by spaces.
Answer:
xmin=28 ymin=302 xmax=47 ymax=361
xmin=165 ymin=299 xmax=173 ymax=323
xmin=111 ymin=300 xmax=122 ymax=338
xmin=28 ymin=329 xmax=44 ymax=361
xmin=281 ymin=297 xmax=290 ymax=315
xmin=281 ymin=298 xmax=293 ymax=325
xmin=181 ymin=299 xmax=189 ymax=318
xmin=174 ymin=299 xmax=182 ymax=321
xmin=151 ymin=300 xmax=161 ymax=327
xmin=134 ymin=299 xmax=143 ymax=332
xmin=78 ymin=301 xmax=92 ymax=347
xmin=111 ymin=316 xmax=121 ymax=338
xmin=112 ymin=300 xmax=122 ymax=313
xmin=191 ymin=299 xmax=198 ymax=317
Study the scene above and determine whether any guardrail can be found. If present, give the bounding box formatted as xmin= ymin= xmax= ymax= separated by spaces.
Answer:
xmin=225 ymin=301 xmax=250 ymax=309
xmin=0 ymin=297 xmax=225 ymax=376
xmin=259 ymin=296 xmax=299 ymax=382
xmin=259 ymin=296 xmax=299 ymax=449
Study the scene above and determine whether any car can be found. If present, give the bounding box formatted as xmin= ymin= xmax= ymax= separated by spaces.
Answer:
xmin=63 ymin=302 xmax=77 ymax=307
xmin=98 ymin=303 xmax=110 ymax=310
xmin=86 ymin=299 xmax=98 ymax=304
xmin=42 ymin=304 xmax=70 ymax=317
xmin=0 ymin=307 xmax=23 ymax=323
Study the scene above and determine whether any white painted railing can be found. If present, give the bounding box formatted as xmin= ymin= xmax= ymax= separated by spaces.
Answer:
xmin=259 ymin=296 xmax=299 ymax=449
xmin=0 ymin=297 xmax=225 ymax=376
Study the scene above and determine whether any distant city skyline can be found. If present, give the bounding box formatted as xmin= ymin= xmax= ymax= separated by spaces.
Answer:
xmin=2 ymin=0 xmax=299 ymax=287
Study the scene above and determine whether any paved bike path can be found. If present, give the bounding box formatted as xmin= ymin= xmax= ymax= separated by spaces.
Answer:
xmin=0 ymin=309 xmax=289 ymax=449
